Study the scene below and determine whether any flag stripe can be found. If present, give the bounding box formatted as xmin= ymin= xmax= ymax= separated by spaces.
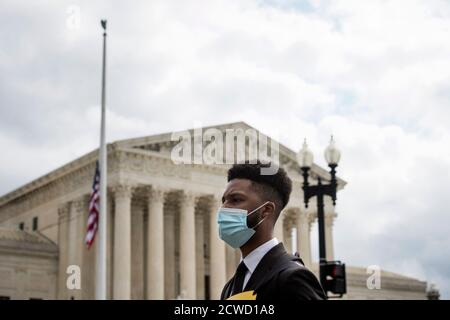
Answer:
xmin=85 ymin=161 xmax=100 ymax=249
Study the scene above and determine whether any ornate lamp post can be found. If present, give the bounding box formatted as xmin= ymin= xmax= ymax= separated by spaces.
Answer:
xmin=297 ymin=136 xmax=345 ymax=298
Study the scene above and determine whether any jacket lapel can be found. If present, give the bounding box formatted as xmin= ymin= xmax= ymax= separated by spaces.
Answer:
xmin=243 ymin=243 xmax=290 ymax=292
xmin=222 ymin=278 xmax=234 ymax=300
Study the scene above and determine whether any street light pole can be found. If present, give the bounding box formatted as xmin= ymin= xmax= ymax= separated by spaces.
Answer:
xmin=298 ymin=137 xmax=344 ymax=298
xmin=301 ymin=168 xmax=338 ymax=291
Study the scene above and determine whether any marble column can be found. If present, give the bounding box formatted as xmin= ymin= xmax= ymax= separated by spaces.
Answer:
xmin=107 ymin=194 xmax=114 ymax=299
xmin=112 ymin=185 xmax=133 ymax=300
xmin=131 ymin=202 xmax=145 ymax=299
xmin=146 ymin=187 xmax=165 ymax=299
xmin=164 ymin=211 xmax=176 ymax=299
xmin=325 ymin=206 xmax=337 ymax=261
xmin=274 ymin=211 xmax=284 ymax=242
xmin=67 ymin=199 xmax=84 ymax=299
xmin=57 ymin=203 xmax=70 ymax=299
xmin=195 ymin=210 xmax=205 ymax=300
xmin=209 ymin=196 xmax=226 ymax=300
xmin=67 ymin=202 xmax=79 ymax=266
xmin=283 ymin=217 xmax=293 ymax=254
xmin=296 ymin=207 xmax=312 ymax=268
xmin=77 ymin=196 xmax=96 ymax=300
xmin=179 ymin=191 xmax=197 ymax=299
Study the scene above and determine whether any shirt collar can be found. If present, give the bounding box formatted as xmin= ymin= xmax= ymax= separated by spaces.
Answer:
xmin=241 ymin=238 xmax=279 ymax=274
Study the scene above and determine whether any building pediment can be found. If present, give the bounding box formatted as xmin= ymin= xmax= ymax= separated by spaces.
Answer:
xmin=114 ymin=121 xmax=346 ymax=186
xmin=0 ymin=121 xmax=346 ymax=210
xmin=0 ymin=227 xmax=58 ymax=256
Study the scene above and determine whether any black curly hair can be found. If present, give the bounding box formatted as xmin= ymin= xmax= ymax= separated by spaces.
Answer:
xmin=227 ymin=161 xmax=292 ymax=218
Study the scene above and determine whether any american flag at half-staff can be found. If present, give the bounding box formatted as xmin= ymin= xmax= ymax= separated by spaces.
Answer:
xmin=86 ymin=161 xmax=100 ymax=249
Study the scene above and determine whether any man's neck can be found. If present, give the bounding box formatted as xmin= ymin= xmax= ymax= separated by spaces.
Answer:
xmin=240 ymin=234 xmax=273 ymax=258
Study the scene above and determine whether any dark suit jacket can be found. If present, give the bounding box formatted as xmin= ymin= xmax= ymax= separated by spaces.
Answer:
xmin=220 ymin=243 xmax=326 ymax=301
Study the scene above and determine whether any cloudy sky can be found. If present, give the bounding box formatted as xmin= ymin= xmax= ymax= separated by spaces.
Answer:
xmin=1 ymin=0 xmax=449 ymax=298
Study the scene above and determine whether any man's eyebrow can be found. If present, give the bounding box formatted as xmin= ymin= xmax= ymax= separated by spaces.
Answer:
xmin=223 ymin=191 xmax=247 ymax=201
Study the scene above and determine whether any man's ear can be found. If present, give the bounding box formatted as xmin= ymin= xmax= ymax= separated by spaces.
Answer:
xmin=263 ymin=201 xmax=276 ymax=218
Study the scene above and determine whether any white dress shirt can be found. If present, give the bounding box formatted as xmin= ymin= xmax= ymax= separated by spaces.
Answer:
xmin=238 ymin=238 xmax=279 ymax=291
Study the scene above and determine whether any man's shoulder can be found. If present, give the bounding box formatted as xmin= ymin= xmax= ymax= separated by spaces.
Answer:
xmin=259 ymin=247 xmax=316 ymax=284
xmin=275 ymin=260 xmax=327 ymax=300
xmin=278 ymin=261 xmax=316 ymax=282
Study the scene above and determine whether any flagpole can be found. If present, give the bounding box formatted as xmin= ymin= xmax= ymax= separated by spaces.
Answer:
xmin=96 ymin=19 xmax=108 ymax=300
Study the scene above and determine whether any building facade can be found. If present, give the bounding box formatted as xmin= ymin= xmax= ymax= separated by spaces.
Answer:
xmin=0 ymin=122 xmax=427 ymax=299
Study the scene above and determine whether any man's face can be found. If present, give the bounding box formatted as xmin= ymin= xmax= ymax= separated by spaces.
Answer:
xmin=221 ymin=178 xmax=264 ymax=227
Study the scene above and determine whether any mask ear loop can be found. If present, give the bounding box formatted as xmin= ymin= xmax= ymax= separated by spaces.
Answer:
xmin=252 ymin=216 xmax=267 ymax=230
xmin=247 ymin=201 xmax=276 ymax=230
xmin=247 ymin=201 xmax=270 ymax=217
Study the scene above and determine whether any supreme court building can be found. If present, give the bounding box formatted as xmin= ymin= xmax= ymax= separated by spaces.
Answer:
xmin=0 ymin=122 xmax=429 ymax=300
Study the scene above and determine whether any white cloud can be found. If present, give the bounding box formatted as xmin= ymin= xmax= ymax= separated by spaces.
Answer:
xmin=1 ymin=0 xmax=449 ymax=298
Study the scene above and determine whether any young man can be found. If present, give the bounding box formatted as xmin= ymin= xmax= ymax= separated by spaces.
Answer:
xmin=218 ymin=161 xmax=326 ymax=300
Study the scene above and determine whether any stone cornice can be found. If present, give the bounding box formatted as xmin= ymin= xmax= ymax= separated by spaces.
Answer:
xmin=0 ymin=229 xmax=58 ymax=258
xmin=0 ymin=146 xmax=225 ymax=221
xmin=0 ymin=149 xmax=116 ymax=222
xmin=0 ymin=146 xmax=103 ymax=207
xmin=114 ymin=121 xmax=347 ymax=186
xmin=0 ymin=127 xmax=346 ymax=221
xmin=118 ymin=146 xmax=230 ymax=177
xmin=0 ymin=243 xmax=59 ymax=259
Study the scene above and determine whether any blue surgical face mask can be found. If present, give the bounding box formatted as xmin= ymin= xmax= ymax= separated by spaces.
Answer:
xmin=217 ymin=201 xmax=271 ymax=248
